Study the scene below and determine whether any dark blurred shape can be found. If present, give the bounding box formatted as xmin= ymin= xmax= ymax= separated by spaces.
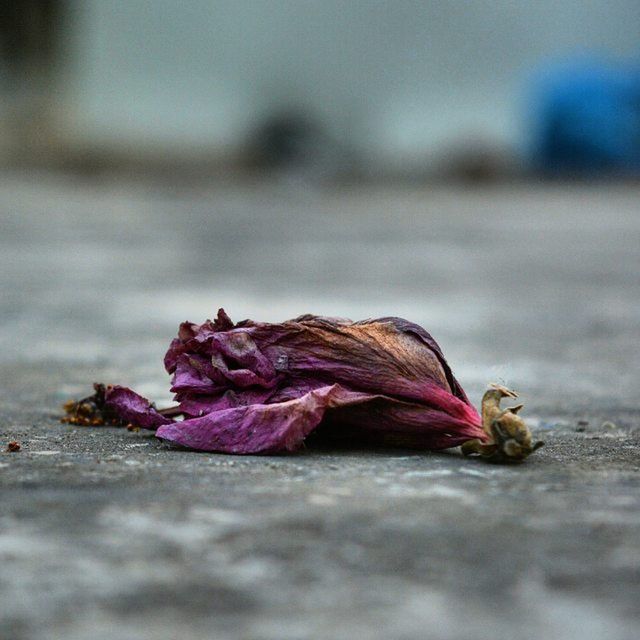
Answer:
xmin=0 ymin=0 xmax=63 ymax=83
xmin=244 ymin=109 xmax=354 ymax=182
xmin=247 ymin=111 xmax=324 ymax=170
xmin=531 ymin=58 xmax=640 ymax=177
xmin=0 ymin=0 xmax=66 ymax=166
xmin=435 ymin=138 xmax=518 ymax=183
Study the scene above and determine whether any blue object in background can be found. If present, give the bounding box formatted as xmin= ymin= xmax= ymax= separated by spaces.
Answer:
xmin=531 ymin=58 xmax=640 ymax=176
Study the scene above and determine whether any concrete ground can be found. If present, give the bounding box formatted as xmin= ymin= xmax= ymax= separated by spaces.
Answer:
xmin=1 ymin=173 xmax=639 ymax=640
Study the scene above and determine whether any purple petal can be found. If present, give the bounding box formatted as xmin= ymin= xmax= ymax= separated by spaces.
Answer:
xmin=323 ymin=394 xmax=485 ymax=450
xmin=374 ymin=316 xmax=472 ymax=403
xmin=177 ymin=387 xmax=279 ymax=417
xmin=164 ymin=309 xmax=236 ymax=373
xmin=246 ymin=316 xmax=471 ymax=407
xmin=156 ymin=384 xmax=375 ymax=453
xmin=156 ymin=383 xmax=485 ymax=454
xmin=170 ymin=354 xmax=223 ymax=394
xmin=104 ymin=386 xmax=173 ymax=429
xmin=209 ymin=331 xmax=278 ymax=388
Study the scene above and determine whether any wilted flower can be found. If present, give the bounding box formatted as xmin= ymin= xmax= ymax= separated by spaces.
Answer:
xmin=62 ymin=309 xmax=542 ymax=461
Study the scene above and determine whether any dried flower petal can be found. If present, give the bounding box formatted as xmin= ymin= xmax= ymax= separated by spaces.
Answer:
xmin=104 ymin=386 xmax=173 ymax=430
xmin=63 ymin=309 xmax=541 ymax=461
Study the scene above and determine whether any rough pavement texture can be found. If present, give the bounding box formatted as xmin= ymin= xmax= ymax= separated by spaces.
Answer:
xmin=1 ymin=174 xmax=639 ymax=639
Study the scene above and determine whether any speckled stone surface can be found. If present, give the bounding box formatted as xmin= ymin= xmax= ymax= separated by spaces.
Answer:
xmin=1 ymin=174 xmax=639 ymax=639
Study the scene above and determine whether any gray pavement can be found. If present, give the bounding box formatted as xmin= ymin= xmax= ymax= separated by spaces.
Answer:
xmin=1 ymin=173 xmax=639 ymax=639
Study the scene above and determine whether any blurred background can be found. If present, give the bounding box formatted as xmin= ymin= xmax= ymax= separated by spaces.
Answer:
xmin=0 ymin=0 xmax=639 ymax=396
xmin=0 ymin=0 xmax=638 ymax=417
xmin=1 ymin=0 xmax=640 ymax=179
xmin=1 ymin=0 xmax=640 ymax=405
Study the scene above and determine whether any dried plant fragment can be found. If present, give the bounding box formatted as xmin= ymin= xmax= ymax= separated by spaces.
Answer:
xmin=61 ymin=384 xmax=127 ymax=427
xmin=461 ymin=384 xmax=544 ymax=462
xmin=62 ymin=309 xmax=542 ymax=462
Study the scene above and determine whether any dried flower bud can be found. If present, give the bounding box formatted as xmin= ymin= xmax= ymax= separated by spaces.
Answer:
xmin=62 ymin=309 xmax=542 ymax=461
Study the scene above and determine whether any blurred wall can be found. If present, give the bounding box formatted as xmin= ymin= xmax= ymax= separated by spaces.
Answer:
xmin=2 ymin=0 xmax=640 ymax=173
